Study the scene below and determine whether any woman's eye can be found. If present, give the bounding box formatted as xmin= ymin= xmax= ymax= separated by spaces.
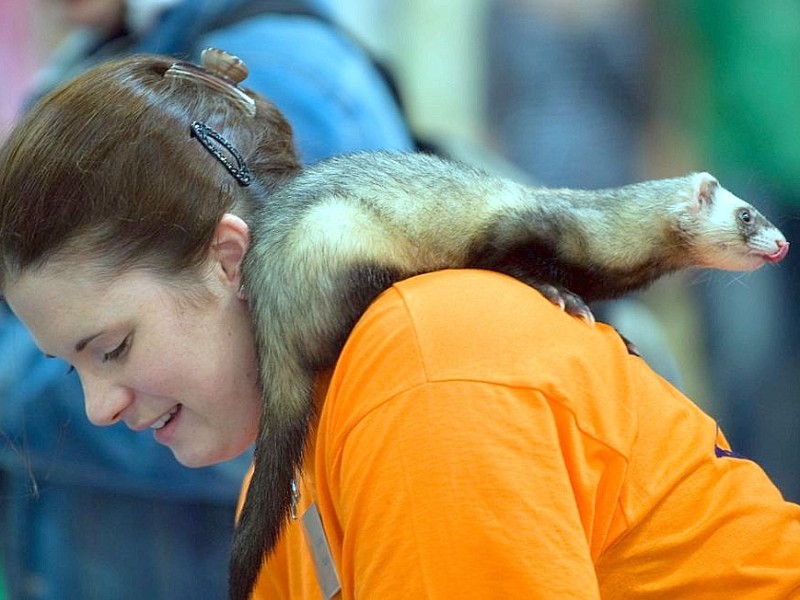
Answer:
xmin=103 ymin=335 xmax=130 ymax=363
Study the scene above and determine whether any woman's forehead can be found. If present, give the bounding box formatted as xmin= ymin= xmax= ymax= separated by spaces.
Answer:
xmin=4 ymin=263 xmax=160 ymax=356
xmin=6 ymin=258 xmax=108 ymax=302
xmin=4 ymin=263 xmax=103 ymax=354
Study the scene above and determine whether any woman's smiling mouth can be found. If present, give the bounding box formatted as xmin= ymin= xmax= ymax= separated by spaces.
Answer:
xmin=151 ymin=404 xmax=180 ymax=430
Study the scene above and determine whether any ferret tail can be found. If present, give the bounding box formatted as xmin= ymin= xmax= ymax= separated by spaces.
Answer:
xmin=228 ymin=348 xmax=316 ymax=600
xmin=228 ymin=258 xmax=406 ymax=599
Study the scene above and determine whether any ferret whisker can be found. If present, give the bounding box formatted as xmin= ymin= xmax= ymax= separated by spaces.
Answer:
xmin=722 ymin=273 xmax=752 ymax=289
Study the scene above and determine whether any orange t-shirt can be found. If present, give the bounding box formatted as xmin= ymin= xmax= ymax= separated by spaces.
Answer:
xmin=245 ymin=269 xmax=800 ymax=599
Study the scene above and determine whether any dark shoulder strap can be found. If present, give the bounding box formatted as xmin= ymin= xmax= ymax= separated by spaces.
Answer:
xmin=199 ymin=0 xmax=334 ymax=33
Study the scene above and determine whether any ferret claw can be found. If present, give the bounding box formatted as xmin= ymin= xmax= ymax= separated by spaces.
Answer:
xmin=535 ymin=283 xmax=566 ymax=309
xmin=532 ymin=282 xmax=595 ymax=324
xmin=615 ymin=330 xmax=642 ymax=357
xmin=562 ymin=292 xmax=595 ymax=324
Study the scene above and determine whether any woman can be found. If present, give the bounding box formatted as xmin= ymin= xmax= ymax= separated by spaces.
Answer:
xmin=3 ymin=2 xmax=413 ymax=598
xmin=1 ymin=52 xmax=799 ymax=599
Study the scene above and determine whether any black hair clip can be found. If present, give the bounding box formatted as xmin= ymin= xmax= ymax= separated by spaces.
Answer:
xmin=190 ymin=121 xmax=252 ymax=187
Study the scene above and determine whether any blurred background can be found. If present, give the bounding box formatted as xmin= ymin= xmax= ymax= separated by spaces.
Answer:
xmin=1 ymin=0 xmax=799 ymax=598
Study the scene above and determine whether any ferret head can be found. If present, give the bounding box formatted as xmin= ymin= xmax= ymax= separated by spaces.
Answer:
xmin=686 ymin=173 xmax=789 ymax=271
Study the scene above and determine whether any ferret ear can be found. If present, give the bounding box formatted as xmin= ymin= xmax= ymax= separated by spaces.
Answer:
xmin=209 ymin=213 xmax=251 ymax=295
xmin=692 ymin=173 xmax=719 ymax=212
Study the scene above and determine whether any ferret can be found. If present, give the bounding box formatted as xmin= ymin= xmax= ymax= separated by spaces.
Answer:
xmin=231 ymin=150 xmax=788 ymax=600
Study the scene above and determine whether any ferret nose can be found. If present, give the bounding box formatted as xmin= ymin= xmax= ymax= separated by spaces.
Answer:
xmin=768 ymin=240 xmax=789 ymax=263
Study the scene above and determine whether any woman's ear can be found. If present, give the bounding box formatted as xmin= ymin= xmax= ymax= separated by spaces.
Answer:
xmin=210 ymin=214 xmax=251 ymax=294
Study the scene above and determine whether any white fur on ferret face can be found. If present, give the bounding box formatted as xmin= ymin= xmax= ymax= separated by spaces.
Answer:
xmin=691 ymin=173 xmax=787 ymax=271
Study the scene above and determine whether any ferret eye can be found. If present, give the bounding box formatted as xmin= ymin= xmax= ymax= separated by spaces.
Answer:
xmin=738 ymin=208 xmax=752 ymax=224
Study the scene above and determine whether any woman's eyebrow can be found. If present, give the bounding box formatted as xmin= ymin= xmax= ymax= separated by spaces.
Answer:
xmin=42 ymin=332 xmax=105 ymax=359
xmin=75 ymin=332 xmax=103 ymax=352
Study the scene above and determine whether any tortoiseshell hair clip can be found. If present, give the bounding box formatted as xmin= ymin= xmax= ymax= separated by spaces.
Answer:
xmin=165 ymin=47 xmax=256 ymax=116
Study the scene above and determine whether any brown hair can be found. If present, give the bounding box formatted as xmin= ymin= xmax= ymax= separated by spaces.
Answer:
xmin=0 ymin=53 xmax=301 ymax=290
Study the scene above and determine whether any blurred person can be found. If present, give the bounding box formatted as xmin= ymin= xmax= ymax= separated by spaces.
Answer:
xmin=654 ymin=0 xmax=800 ymax=501
xmin=0 ymin=1 xmax=412 ymax=598
xmin=27 ymin=0 xmax=411 ymax=163
xmin=0 ymin=7 xmax=40 ymax=596
xmin=484 ymin=0 xmax=650 ymax=189
xmin=483 ymin=0 xmax=683 ymax=386
xmin=0 ymin=2 xmax=37 ymax=137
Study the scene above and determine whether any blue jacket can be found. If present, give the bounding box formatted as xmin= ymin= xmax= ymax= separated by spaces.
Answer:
xmin=0 ymin=1 xmax=412 ymax=598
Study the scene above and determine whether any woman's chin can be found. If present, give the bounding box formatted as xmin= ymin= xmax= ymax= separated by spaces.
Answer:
xmin=171 ymin=440 xmax=254 ymax=468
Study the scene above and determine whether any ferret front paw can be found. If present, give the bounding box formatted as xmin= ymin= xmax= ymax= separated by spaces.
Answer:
xmin=533 ymin=282 xmax=595 ymax=324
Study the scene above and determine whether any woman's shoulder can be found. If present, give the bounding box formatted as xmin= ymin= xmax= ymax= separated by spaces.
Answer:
xmin=337 ymin=269 xmax=626 ymax=396
xmin=323 ymin=268 xmax=643 ymax=470
xmin=383 ymin=269 xmax=589 ymax=365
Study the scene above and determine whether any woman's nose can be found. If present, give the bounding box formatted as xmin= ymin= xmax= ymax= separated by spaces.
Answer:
xmin=81 ymin=375 xmax=133 ymax=426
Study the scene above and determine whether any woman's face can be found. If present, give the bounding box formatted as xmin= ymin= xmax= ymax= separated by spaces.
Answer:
xmin=5 ymin=252 xmax=262 ymax=468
